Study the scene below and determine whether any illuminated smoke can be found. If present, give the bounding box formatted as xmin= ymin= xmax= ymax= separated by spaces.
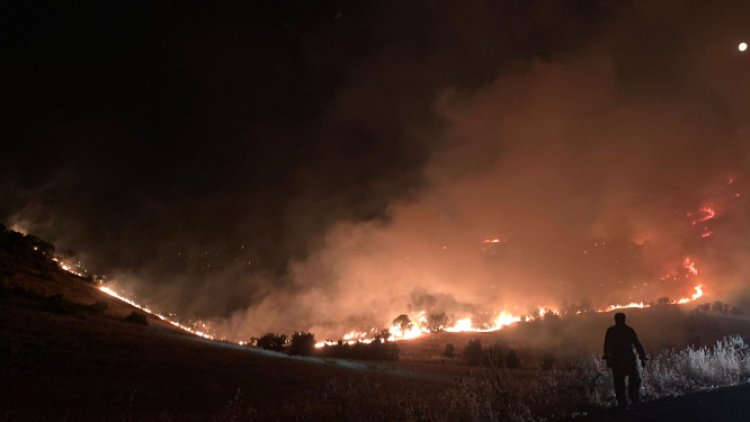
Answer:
xmin=7 ymin=2 xmax=750 ymax=345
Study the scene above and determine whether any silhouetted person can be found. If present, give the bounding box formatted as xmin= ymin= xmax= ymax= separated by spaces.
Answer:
xmin=603 ymin=312 xmax=647 ymax=408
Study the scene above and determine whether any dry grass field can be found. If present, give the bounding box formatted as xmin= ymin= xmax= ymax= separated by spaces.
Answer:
xmin=4 ymin=239 xmax=750 ymax=421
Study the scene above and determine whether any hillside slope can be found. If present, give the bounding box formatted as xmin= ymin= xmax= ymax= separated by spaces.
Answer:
xmin=0 ymin=235 xmax=447 ymax=421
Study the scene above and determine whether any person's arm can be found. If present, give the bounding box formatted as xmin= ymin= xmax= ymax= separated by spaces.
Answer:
xmin=603 ymin=328 xmax=612 ymax=359
xmin=631 ymin=328 xmax=646 ymax=361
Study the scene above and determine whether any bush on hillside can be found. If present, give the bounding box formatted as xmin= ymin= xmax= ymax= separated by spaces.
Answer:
xmin=464 ymin=339 xmax=484 ymax=366
xmin=125 ymin=311 xmax=149 ymax=325
xmin=88 ymin=300 xmax=109 ymax=314
xmin=289 ymin=332 xmax=315 ymax=356
xmin=541 ymin=352 xmax=556 ymax=371
xmin=257 ymin=333 xmax=287 ymax=352
xmin=443 ymin=343 xmax=455 ymax=358
xmin=505 ymin=349 xmax=521 ymax=369
xmin=319 ymin=339 xmax=400 ymax=361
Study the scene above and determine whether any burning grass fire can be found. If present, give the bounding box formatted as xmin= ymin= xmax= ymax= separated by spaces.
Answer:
xmin=43 ymin=182 xmax=726 ymax=352
xmin=45 ymin=254 xmax=216 ymax=340
xmin=7 ymin=3 xmax=750 ymax=420
xmin=51 ymin=252 xmax=706 ymax=349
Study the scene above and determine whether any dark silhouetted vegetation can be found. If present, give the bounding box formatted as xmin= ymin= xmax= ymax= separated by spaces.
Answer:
xmin=288 ymin=332 xmax=315 ymax=356
xmin=505 ymin=349 xmax=521 ymax=369
xmin=442 ymin=343 xmax=455 ymax=358
xmin=257 ymin=333 xmax=287 ymax=352
xmin=543 ymin=310 xmax=560 ymax=322
xmin=125 ymin=311 xmax=149 ymax=325
xmin=541 ymin=352 xmax=556 ymax=370
xmin=319 ymin=338 xmax=399 ymax=361
xmin=693 ymin=301 xmax=743 ymax=316
xmin=23 ymin=234 xmax=55 ymax=258
xmin=392 ymin=314 xmax=412 ymax=333
xmin=0 ymin=225 xmax=78 ymax=282
xmin=426 ymin=312 xmax=448 ymax=332
xmin=463 ymin=339 xmax=524 ymax=368
xmin=464 ymin=339 xmax=484 ymax=366
xmin=88 ymin=300 xmax=109 ymax=314
xmin=657 ymin=296 xmax=672 ymax=306
xmin=562 ymin=300 xmax=593 ymax=316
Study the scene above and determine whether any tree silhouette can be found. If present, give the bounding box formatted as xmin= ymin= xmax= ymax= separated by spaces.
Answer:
xmin=289 ymin=332 xmax=315 ymax=356
xmin=257 ymin=333 xmax=287 ymax=352
xmin=392 ymin=314 xmax=412 ymax=333
xmin=427 ymin=313 xmax=448 ymax=332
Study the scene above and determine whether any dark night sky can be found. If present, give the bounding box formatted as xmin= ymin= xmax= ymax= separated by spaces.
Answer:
xmin=3 ymin=1 xmax=750 ymax=337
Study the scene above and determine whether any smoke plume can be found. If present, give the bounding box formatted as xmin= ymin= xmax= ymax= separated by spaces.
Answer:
xmin=3 ymin=1 xmax=750 ymax=339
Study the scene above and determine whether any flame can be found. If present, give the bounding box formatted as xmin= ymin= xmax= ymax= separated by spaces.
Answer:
xmin=50 ymin=247 xmax=709 ymax=351
xmin=442 ymin=311 xmax=522 ymax=334
xmin=98 ymin=285 xmax=216 ymax=340
xmin=683 ymin=257 xmax=698 ymax=276
xmin=688 ymin=205 xmax=715 ymax=226
xmin=676 ymin=284 xmax=704 ymax=304
xmin=51 ymin=257 xmax=86 ymax=278
xmin=445 ymin=317 xmax=474 ymax=332
xmin=50 ymin=253 xmax=218 ymax=340
xmin=603 ymin=302 xmax=647 ymax=312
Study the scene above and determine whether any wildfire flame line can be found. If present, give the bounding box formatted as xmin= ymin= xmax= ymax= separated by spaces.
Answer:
xmin=97 ymin=286 xmax=215 ymax=340
xmin=313 ymin=283 xmax=705 ymax=348
xmin=50 ymin=253 xmax=706 ymax=350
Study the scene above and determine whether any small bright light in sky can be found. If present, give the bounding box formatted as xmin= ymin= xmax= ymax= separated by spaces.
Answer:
xmin=740 ymin=42 xmax=748 ymax=52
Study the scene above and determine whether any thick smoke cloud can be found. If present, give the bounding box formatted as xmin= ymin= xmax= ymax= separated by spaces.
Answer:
xmin=218 ymin=54 xmax=750 ymax=338
xmin=3 ymin=1 xmax=750 ymax=339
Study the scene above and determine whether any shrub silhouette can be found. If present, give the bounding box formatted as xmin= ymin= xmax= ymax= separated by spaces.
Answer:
xmin=88 ymin=301 xmax=109 ymax=314
xmin=319 ymin=338 xmax=399 ymax=361
xmin=443 ymin=343 xmax=456 ymax=358
xmin=562 ymin=300 xmax=593 ymax=315
xmin=125 ymin=311 xmax=149 ymax=325
xmin=541 ymin=352 xmax=556 ymax=371
xmin=289 ymin=332 xmax=315 ymax=356
xmin=257 ymin=333 xmax=287 ymax=352
xmin=693 ymin=301 xmax=743 ymax=316
xmin=505 ymin=349 xmax=521 ymax=369
xmin=543 ymin=310 xmax=560 ymax=322
xmin=464 ymin=339 xmax=484 ymax=366
xmin=693 ymin=303 xmax=710 ymax=314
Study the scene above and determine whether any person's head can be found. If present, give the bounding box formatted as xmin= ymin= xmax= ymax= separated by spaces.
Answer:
xmin=614 ymin=312 xmax=626 ymax=325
